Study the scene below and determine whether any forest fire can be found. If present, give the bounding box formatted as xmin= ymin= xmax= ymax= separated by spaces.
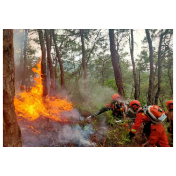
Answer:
xmin=14 ymin=60 xmax=73 ymax=122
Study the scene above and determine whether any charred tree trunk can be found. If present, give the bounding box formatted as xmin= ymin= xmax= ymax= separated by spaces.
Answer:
xmin=52 ymin=29 xmax=66 ymax=90
xmin=130 ymin=29 xmax=138 ymax=100
xmin=3 ymin=29 xmax=22 ymax=147
xmin=80 ymin=29 xmax=88 ymax=100
xmin=145 ymin=29 xmax=154 ymax=105
xmin=20 ymin=29 xmax=28 ymax=91
xmin=109 ymin=29 xmax=125 ymax=97
xmin=154 ymin=29 xmax=169 ymax=105
xmin=45 ymin=29 xmax=55 ymax=93
xmin=38 ymin=29 xmax=48 ymax=97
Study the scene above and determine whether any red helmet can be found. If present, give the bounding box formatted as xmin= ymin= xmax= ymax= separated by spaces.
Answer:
xmin=144 ymin=105 xmax=166 ymax=124
xmin=112 ymin=94 xmax=120 ymax=100
xmin=166 ymin=100 xmax=173 ymax=110
xmin=129 ymin=100 xmax=141 ymax=111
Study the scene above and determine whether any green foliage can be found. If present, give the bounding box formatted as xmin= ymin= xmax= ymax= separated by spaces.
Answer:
xmin=106 ymin=111 xmax=115 ymax=126
xmin=104 ymin=79 xmax=117 ymax=91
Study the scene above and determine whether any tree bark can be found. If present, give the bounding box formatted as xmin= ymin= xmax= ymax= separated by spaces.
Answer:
xmin=109 ymin=29 xmax=125 ymax=97
xmin=154 ymin=29 xmax=169 ymax=104
xmin=37 ymin=29 xmax=48 ymax=97
xmin=20 ymin=29 xmax=28 ymax=91
xmin=130 ymin=29 xmax=138 ymax=100
xmin=116 ymin=30 xmax=123 ymax=83
xmin=138 ymin=70 xmax=140 ymax=98
xmin=3 ymin=29 xmax=22 ymax=147
xmin=168 ymin=59 xmax=173 ymax=94
xmin=45 ymin=29 xmax=55 ymax=93
xmin=54 ymin=57 xmax=58 ymax=91
xmin=145 ymin=29 xmax=154 ymax=105
xmin=51 ymin=29 xmax=66 ymax=90
xmin=80 ymin=29 xmax=88 ymax=99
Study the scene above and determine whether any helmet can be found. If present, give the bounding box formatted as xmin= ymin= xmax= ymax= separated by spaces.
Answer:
xmin=143 ymin=105 xmax=167 ymax=124
xmin=112 ymin=94 xmax=120 ymax=100
xmin=166 ymin=100 xmax=173 ymax=110
xmin=129 ymin=100 xmax=141 ymax=111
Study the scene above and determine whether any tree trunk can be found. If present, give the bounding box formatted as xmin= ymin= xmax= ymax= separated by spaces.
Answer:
xmin=19 ymin=31 xmax=24 ymax=85
xmin=130 ymin=29 xmax=138 ymax=100
xmin=145 ymin=29 xmax=154 ymax=105
xmin=20 ymin=29 xmax=28 ymax=91
xmin=55 ymin=57 xmax=58 ymax=92
xmin=109 ymin=29 xmax=125 ymax=97
xmin=116 ymin=30 xmax=123 ymax=84
xmin=168 ymin=59 xmax=173 ymax=94
xmin=138 ymin=70 xmax=140 ymax=98
xmin=45 ymin=29 xmax=55 ymax=94
xmin=159 ymin=97 xmax=165 ymax=111
xmin=37 ymin=29 xmax=48 ymax=97
xmin=3 ymin=29 xmax=22 ymax=147
xmin=154 ymin=29 xmax=169 ymax=105
xmin=51 ymin=29 xmax=66 ymax=90
xmin=80 ymin=29 xmax=88 ymax=100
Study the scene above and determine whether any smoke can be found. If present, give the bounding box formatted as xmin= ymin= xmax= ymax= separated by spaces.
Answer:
xmin=68 ymin=78 xmax=117 ymax=111
xmin=18 ymin=108 xmax=95 ymax=147
xmin=57 ymin=124 xmax=94 ymax=146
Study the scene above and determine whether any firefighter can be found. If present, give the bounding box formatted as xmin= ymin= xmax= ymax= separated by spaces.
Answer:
xmin=165 ymin=100 xmax=173 ymax=134
xmin=88 ymin=94 xmax=127 ymax=120
xmin=129 ymin=100 xmax=170 ymax=147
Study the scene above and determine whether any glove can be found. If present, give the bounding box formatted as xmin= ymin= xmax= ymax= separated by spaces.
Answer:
xmin=129 ymin=131 xmax=135 ymax=140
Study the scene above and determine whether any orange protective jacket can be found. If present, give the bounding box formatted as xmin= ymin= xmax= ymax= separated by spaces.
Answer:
xmin=131 ymin=109 xmax=170 ymax=147
xmin=130 ymin=110 xmax=150 ymax=134
xmin=148 ymin=123 xmax=170 ymax=147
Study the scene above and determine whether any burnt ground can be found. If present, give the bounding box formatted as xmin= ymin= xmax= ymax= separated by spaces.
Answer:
xmin=17 ymin=110 xmax=150 ymax=147
xmin=18 ymin=115 xmax=95 ymax=147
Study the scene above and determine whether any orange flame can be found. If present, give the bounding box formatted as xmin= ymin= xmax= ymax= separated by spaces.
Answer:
xmin=14 ymin=60 xmax=73 ymax=122
xmin=25 ymin=125 xmax=41 ymax=133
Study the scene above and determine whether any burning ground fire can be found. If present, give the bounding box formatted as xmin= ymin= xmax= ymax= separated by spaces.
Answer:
xmin=14 ymin=60 xmax=98 ymax=147
xmin=14 ymin=60 xmax=73 ymax=122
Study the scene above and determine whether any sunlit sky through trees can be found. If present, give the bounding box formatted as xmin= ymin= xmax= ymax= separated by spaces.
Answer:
xmin=28 ymin=29 xmax=172 ymax=62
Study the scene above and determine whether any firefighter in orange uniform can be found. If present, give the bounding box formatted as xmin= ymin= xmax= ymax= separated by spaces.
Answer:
xmin=165 ymin=100 xmax=173 ymax=134
xmin=129 ymin=100 xmax=170 ymax=147
xmin=88 ymin=94 xmax=127 ymax=120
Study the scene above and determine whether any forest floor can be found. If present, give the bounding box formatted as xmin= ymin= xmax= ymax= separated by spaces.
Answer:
xmin=17 ymin=107 xmax=173 ymax=147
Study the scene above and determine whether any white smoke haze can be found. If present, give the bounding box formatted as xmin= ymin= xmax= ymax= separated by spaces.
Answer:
xmin=57 ymin=124 xmax=94 ymax=146
xmin=18 ymin=108 xmax=96 ymax=147
xmin=68 ymin=77 xmax=117 ymax=111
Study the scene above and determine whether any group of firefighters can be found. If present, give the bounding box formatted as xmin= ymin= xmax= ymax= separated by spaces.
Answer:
xmin=88 ymin=94 xmax=173 ymax=147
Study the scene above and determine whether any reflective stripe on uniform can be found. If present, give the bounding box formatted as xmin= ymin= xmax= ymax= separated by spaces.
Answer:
xmin=131 ymin=129 xmax=136 ymax=133
xmin=142 ymin=113 xmax=145 ymax=116
xmin=120 ymin=108 xmax=122 ymax=111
